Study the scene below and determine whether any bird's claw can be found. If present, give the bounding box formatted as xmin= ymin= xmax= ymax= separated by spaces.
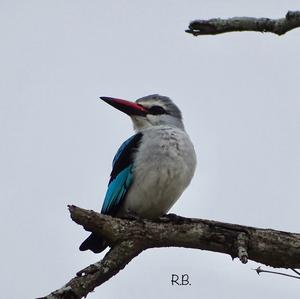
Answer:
xmin=159 ymin=213 xmax=187 ymax=223
xmin=123 ymin=210 xmax=144 ymax=221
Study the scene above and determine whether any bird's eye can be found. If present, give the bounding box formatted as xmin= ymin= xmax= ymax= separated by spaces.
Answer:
xmin=148 ymin=105 xmax=166 ymax=115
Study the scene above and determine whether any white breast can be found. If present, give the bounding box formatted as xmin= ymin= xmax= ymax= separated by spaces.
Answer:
xmin=118 ymin=126 xmax=197 ymax=219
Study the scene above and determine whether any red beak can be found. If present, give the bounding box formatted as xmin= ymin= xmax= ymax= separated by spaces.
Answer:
xmin=100 ymin=97 xmax=147 ymax=116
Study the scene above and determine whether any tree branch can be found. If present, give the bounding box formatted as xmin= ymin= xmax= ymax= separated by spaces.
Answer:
xmin=39 ymin=205 xmax=300 ymax=298
xmin=38 ymin=240 xmax=141 ymax=299
xmin=186 ymin=11 xmax=300 ymax=36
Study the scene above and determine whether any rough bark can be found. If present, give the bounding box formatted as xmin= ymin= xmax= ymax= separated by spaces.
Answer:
xmin=39 ymin=205 xmax=300 ymax=299
xmin=186 ymin=11 xmax=300 ymax=36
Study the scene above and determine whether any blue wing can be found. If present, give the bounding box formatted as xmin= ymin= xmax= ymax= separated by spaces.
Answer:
xmin=101 ymin=133 xmax=143 ymax=215
xmin=79 ymin=132 xmax=143 ymax=253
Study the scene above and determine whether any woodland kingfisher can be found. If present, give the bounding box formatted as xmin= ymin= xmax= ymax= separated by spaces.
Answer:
xmin=80 ymin=94 xmax=197 ymax=253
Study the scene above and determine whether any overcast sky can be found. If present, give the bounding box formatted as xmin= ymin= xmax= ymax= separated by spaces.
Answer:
xmin=1 ymin=1 xmax=299 ymax=298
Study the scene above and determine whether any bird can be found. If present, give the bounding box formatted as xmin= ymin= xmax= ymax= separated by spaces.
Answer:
xmin=79 ymin=94 xmax=197 ymax=253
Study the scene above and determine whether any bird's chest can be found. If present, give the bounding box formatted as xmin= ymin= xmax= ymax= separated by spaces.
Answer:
xmin=135 ymin=129 xmax=187 ymax=177
xmin=121 ymin=128 xmax=196 ymax=218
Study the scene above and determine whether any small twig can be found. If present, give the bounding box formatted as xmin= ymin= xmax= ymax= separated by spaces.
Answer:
xmin=236 ymin=232 xmax=249 ymax=264
xmin=186 ymin=11 xmax=300 ymax=36
xmin=254 ymin=266 xmax=300 ymax=280
xmin=292 ymin=268 xmax=300 ymax=276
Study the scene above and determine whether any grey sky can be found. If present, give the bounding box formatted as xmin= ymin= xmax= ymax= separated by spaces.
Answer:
xmin=0 ymin=1 xmax=299 ymax=298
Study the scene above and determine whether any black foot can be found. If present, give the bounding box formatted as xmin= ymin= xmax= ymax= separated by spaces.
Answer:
xmin=122 ymin=210 xmax=144 ymax=221
xmin=159 ymin=213 xmax=187 ymax=223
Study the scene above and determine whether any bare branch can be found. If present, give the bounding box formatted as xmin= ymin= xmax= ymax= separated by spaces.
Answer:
xmin=186 ymin=11 xmax=300 ymax=36
xmin=39 ymin=205 xmax=300 ymax=298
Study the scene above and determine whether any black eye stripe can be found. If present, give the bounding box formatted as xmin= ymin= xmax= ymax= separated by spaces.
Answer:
xmin=148 ymin=105 xmax=166 ymax=115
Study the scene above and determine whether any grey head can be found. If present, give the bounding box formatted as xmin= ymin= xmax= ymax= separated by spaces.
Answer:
xmin=132 ymin=94 xmax=184 ymax=131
